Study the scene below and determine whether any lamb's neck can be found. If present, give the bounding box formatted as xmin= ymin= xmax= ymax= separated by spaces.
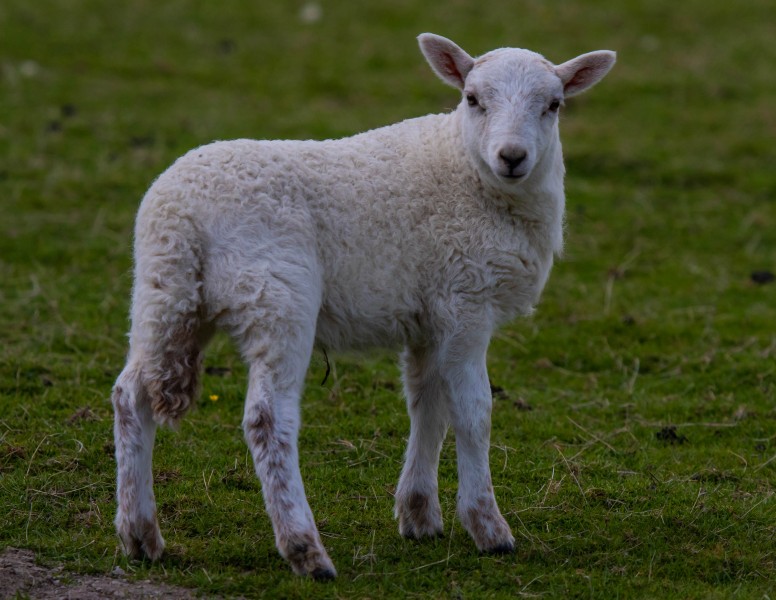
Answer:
xmin=514 ymin=135 xmax=566 ymax=219
xmin=425 ymin=110 xmax=472 ymax=173
xmin=472 ymin=130 xmax=566 ymax=256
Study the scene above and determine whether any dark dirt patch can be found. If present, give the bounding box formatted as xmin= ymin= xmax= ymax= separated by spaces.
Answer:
xmin=205 ymin=366 xmax=232 ymax=377
xmin=490 ymin=384 xmax=508 ymax=399
xmin=656 ymin=425 xmax=688 ymax=445
xmin=154 ymin=469 xmax=182 ymax=484
xmin=0 ymin=547 xmax=211 ymax=599
xmin=513 ymin=397 xmax=533 ymax=411
xmin=68 ymin=406 xmax=99 ymax=424
xmin=490 ymin=385 xmax=533 ymax=410
xmin=750 ymin=270 xmax=775 ymax=285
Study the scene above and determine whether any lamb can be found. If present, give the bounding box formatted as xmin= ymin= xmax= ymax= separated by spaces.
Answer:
xmin=111 ymin=33 xmax=615 ymax=579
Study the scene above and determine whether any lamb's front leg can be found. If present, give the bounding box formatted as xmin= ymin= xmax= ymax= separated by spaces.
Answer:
xmin=395 ymin=345 xmax=449 ymax=539
xmin=445 ymin=338 xmax=515 ymax=553
xmin=243 ymin=363 xmax=336 ymax=579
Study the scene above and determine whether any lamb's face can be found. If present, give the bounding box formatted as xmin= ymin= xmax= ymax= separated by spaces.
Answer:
xmin=418 ymin=33 xmax=615 ymax=191
xmin=459 ymin=49 xmax=564 ymax=188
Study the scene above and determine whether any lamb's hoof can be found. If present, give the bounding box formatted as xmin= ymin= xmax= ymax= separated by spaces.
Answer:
xmin=481 ymin=540 xmax=515 ymax=555
xmin=311 ymin=567 xmax=337 ymax=581
xmin=461 ymin=505 xmax=515 ymax=555
xmin=396 ymin=491 xmax=444 ymax=540
xmin=282 ymin=534 xmax=337 ymax=580
xmin=402 ymin=528 xmax=444 ymax=541
xmin=116 ymin=515 xmax=165 ymax=561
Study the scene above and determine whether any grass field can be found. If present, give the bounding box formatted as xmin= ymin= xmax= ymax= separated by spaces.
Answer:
xmin=1 ymin=0 xmax=775 ymax=597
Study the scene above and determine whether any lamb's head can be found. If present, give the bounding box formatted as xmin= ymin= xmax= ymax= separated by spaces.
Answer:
xmin=418 ymin=33 xmax=616 ymax=190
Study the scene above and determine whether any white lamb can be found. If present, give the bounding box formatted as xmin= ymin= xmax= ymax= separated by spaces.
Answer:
xmin=111 ymin=33 xmax=615 ymax=579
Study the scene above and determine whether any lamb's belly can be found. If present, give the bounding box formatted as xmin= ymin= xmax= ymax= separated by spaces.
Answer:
xmin=313 ymin=249 xmax=425 ymax=350
xmin=314 ymin=303 xmax=419 ymax=351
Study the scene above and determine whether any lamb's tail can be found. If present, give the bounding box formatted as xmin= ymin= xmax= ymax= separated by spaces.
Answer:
xmin=124 ymin=204 xmax=205 ymax=427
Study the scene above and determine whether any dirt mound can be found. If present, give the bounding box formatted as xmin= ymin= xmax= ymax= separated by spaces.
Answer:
xmin=0 ymin=547 xmax=202 ymax=599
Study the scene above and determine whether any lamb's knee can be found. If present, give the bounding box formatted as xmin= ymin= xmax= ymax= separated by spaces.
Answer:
xmin=112 ymin=384 xmax=142 ymax=440
xmin=244 ymin=410 xmax=275 ymax=458
xmin=112 ymin=369 xmax=154 ymax=445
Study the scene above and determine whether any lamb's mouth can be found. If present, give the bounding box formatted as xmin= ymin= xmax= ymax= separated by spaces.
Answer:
xmin=499 ymin=171 xmax=528 ymax=182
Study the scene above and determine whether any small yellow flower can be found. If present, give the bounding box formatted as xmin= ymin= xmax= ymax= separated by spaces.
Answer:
xmin=209 ymin=394 xmax=219 ymax=402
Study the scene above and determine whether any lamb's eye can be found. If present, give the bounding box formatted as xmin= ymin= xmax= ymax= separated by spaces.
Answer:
xmin=466 ymin=93 xmax=479 ymax=107
xmin=548 ymin=99 xmax=561 ymax=113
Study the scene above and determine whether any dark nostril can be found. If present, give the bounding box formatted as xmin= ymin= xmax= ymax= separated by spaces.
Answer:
xmin=499 ymin=149 xmax=527 ymax=170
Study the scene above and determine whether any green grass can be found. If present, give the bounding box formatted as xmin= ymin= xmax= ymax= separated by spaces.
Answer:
xmin=1 ymin=0 xmax=775 ymax=597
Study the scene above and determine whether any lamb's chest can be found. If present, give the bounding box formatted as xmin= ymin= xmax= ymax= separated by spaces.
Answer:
xmin=494 ymin=244 xmax=550 ymax=295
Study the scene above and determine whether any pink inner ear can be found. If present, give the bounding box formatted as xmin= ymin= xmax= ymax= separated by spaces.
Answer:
xmin=567 ymin=66 xmax=593 ymax=90
xmin=442 ymin=54 xmax=462 ymax=82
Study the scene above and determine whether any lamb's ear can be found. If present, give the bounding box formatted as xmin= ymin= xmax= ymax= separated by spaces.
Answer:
xmin=555 ymin=50 xmax=616 ymax=97
xmin=418 ymin=33 xmax=474 ymax=90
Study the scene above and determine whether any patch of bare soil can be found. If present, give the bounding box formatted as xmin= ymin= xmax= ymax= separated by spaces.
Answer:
xmin=0 ymin=547 xmax=205 ymax=599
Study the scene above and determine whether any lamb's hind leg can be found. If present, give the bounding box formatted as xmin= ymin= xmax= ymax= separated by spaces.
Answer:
xmin=237 ymin=301 xmax=335 ymax=579
xmin=113 ymin=285 xmax=207 ymax=560
xmin=112 ymin=365 xmax=164 ymax=560
xmin=113 ymin=328 xmax=207 ymax=560
xmin=113 ymin=213 xmax=206 ymax=559
xmin=395 ymin=344 xmax=448 ymax=539
xmin=243 ymin=361 xmax=335 ymax=579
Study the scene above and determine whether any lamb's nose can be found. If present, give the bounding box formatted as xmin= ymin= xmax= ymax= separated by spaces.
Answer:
xmin=499 ymin=147 xmax=528 ymax=172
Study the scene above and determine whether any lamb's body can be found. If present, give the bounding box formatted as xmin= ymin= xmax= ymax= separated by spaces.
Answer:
xmin=113 ymin=34 xmax=614 ymax=579
xmin=138 ymin=113 xmax=561 ymax=357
